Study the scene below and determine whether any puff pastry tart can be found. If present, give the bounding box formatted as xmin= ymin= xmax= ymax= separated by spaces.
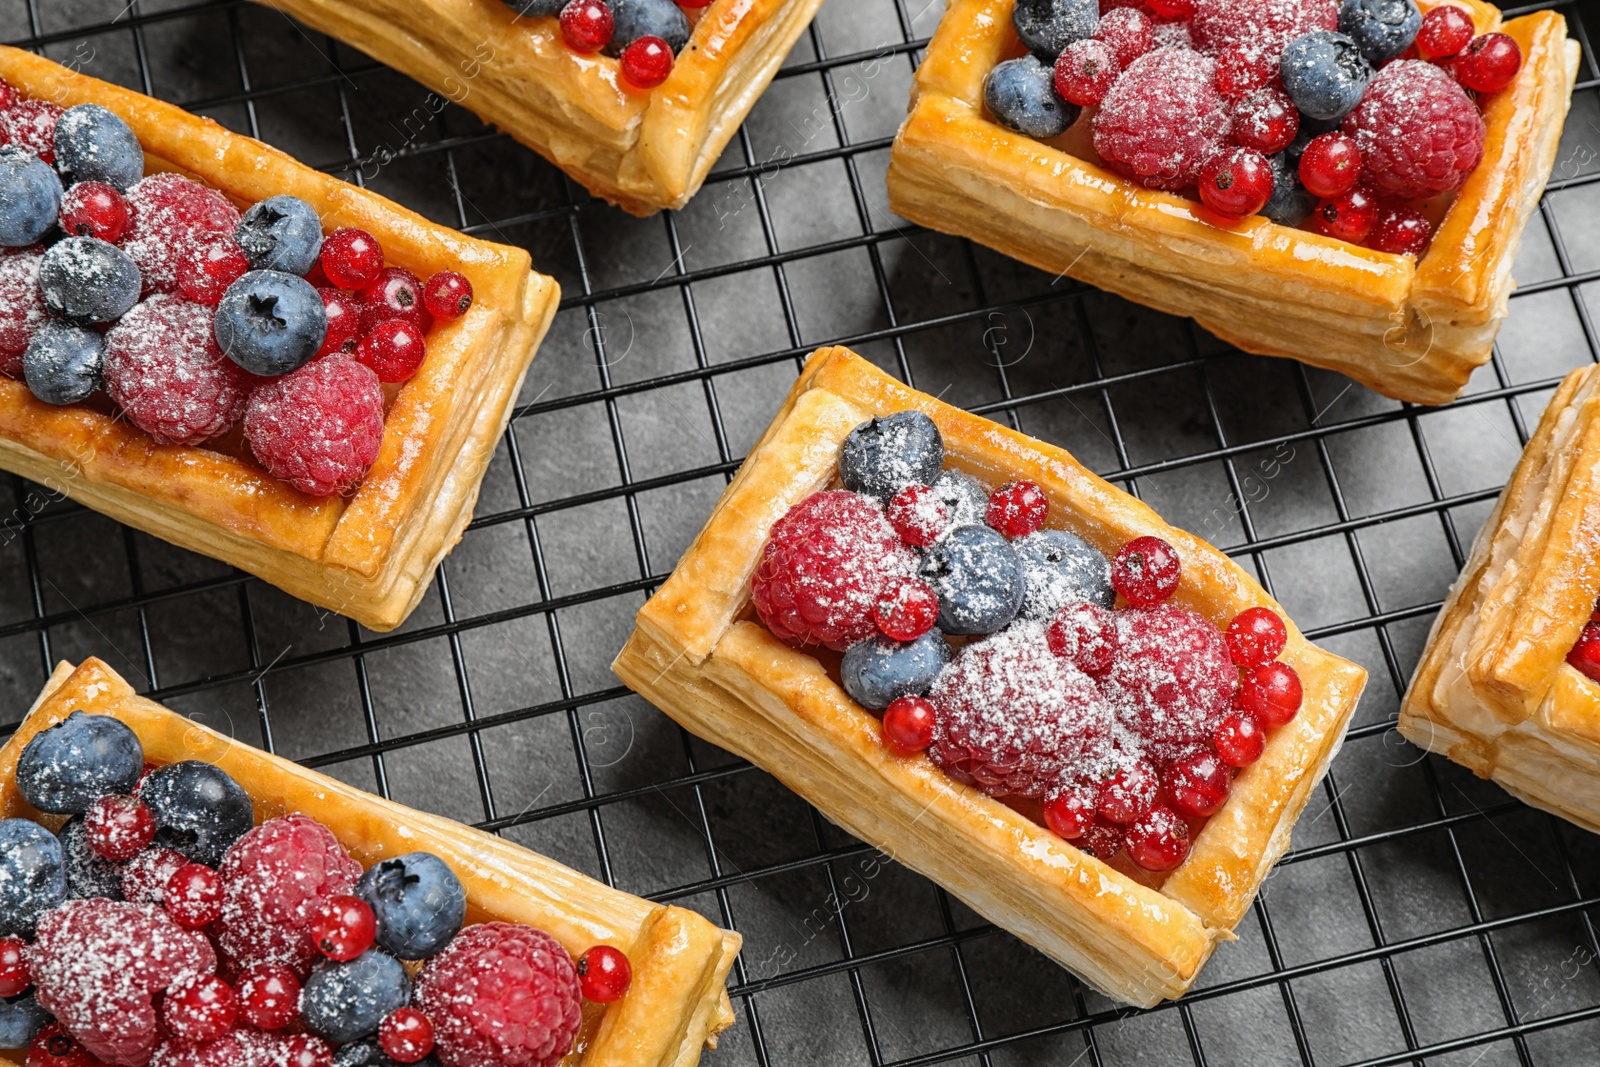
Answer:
xmin=245 ymin=0 xmax=826 ymax=215
xmin=612 ymin=346 xmax=1367 ymax=1006
xmin=1400 ymin=365 xmax=1600 ymax=833
xmin=885 ymin=0 xmax=1580 ymax=405
xmin=0 ymin=656 xmax=740 ymax=1066
xmin=0 ymin=47 xmax=558 ymax=632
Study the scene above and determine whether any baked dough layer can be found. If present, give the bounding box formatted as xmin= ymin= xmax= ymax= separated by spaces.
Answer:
xmin=250 ymin=0 xmax=827 ymax=215
xmin=613 ymin=346 xmax=1367 ymax=1005
xmin=0 ymin=658 xmax=741 ymax=1067
xmin=0 ymin=47 xmax=559 ymax=632
xmin=1401 ymin=365 xmax=1600 ymax=834
xmin=885 ymin=0 xmax=1580 ymax=406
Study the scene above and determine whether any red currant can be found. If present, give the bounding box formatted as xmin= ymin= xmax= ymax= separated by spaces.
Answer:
xmin=1053 ymin=39 xmax=1120 ymax=106
xmin=1198 ymin=146 xmax=1274 ymax=219
xmin=1097 ymin=759 xmax=1158 ymax=824
xmin=1045 ymin=601 xmax=1117 ymax=676
xmin=1368 ymin=204 xmax=1433 ymax=257
xmin=1415 ymin=4 xmax=1475 ymax=58
xmin=419 ymin=271 xmax=473 ymax=323
xmin=1078 ymin=817 xmax=1125 ymax=860
xmin=1042 ymin=784 xmax=1096 ymax=839
xmin=58 ymin=181 xmax=130 ymax=242
xmin=164 ymin=862 xmax=224 ymax=928
xmin=1240 ymin=660 xmax=1303 ymax=728
xmin=0 ymin=936 xmax=28 ymax=997
xmin=887 ymin=483 xmax=949 ymax=547
xmin=1126 ymin=805 xmax=1192 ymax=871
xmin=177 ymin=233 xmax=251 ymax=307
xmin=1146 ymin=0 xmax=1194 ymax=18
xmin=357 ymin=266 xmax=429 ymax=333
xmin=29 ymin=1023 xmax=100 ymax=1067
xmin=320 ymin=227 xmax=385 ymax=290
xmin=560 ymin=0 xmax=615 ymax=53
xmin=1231 ymin=85 xmax=1298 ymax=154
xmin=1568 ymin=623 xmax=1600 ymax=683
xmin=84 ymin=794 xmax=155 ymax=861
xmin=237 ymin=963 xmax=302 ymax=1030
xmin=379 ymin=1007 xmax=436 ymax=1063
xmin=161 ymin=974 xmax=237 ymax=1044
xmin=1311 ymin=186 xmax=1379 ymax=244
xmin=986 ymin=480 xmax=1048 ymax=538
xmin=1225 ymin=605 xmax=1288 ymax=667
xmin=621 ymin=35 xmax=675 ymax=89
xmin=1111 ymin=535 xmax=1181 ymax=608
xmin=358 ymin=318 xmax=428 ymax=383
xmin=1297 ymin=132 xmax=1362 ymax=199
xmin=577 ymin=944 xmax=633 ymax=1002
xmin=1093 ymin=7 xmax=1153 ymax=68
xmin=1214 ymin=52 xmax=1271 ymax=98
xmin=311 ymin=894 xmax=377 ymax=962
xmin=1213 ymin=708 xmax=1267 ymax=766
xmin=1163 ymin=750 xmax=1232 ymax=818
xmin=318 ymin=287 xmax=363 ymax=357
xmin=882 ymin=695 xmax=937 ymax=753
xmin=873 ymin=576 xmax=940 ymax=641
xmin=281 ymin=1035 xmax=334 ymax=1067
xmin=1450 ymin=32 xmax=1522 ymax=93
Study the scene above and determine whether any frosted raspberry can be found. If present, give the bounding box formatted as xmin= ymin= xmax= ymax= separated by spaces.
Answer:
xmin=1150 ymin=17 xmax=1195 ymax=50
xmin=1092 ymin=49 xmax=1231 ymax=190
xmin=150 ymin=1033 xmax=251 ymax=1067
xmin=215 ymin=815 xmax=362 ymax=979
xmin=0 ymin=99 xmax=63 ymax=163
xmin=122 ymin=173 xmax=241 ymax=295
xmin=121 ymin=847 xmax=189 ymax=906
xmin=243 ymin=355 xmax=386 ymax=497
xmin=102 ymin=296 xmax=254 ymax=446
xmin=751 ymin=490 xmax=914 ymax=651
xmin=1101 ymin=605 xmax=1236 ymax=761
xmin=1341 ymin=60 xmax=1486 ymax=199
xmin=1191 ymin=0 xmax=1336 ymax=85
xmin=929 ymin=622 xmax=1112 ymax=798
xmin=415 ymin=923 xmax=583 ymax=1067
xmin=28 ymin=900 xmax=216 ymax=1067
xmin=0 ymin=248 xmax=46 ymax=375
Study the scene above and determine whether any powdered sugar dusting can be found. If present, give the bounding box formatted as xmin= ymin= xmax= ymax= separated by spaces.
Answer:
xmin=122 ymin=173 xmax=240 ymax=295
xmin=103 ymin=294 xmax=253 ymax=446
xmin=1092 ymin=48 xmax=1231 ymax=190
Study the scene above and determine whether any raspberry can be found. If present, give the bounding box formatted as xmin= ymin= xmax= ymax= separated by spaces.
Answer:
xmin=1046 ymin=602 xmax=1118 ymax=676
xmin=214 ymin=815 xmax=363 ymax=978
xmin=415 ymin=923 xmax=583 ymax=1067
xmin=122 ymin=174 xmax=242 ymax=295
xmin=243 ymin=355 xmax=386 ymax=498
xmin=1101 ymin=605 xmax=1236 ymax=761
xmin=0 ymin=248 xmax=46 ymax=375
xmin=1341 ymin=60 xmax=1485 ymax=199
xmin=104 ymin=296 xmax=255 ymax=446
xmin=0 ymin=99 xmax=63 ymax=163
xmin=121 ymin=846 xmax=189 ymax=906
xmin=29 ymin=1022 xmax=102 ymax=1067
xmin=28 ymin=900 xmax=217 ymax=1066
xmin=751 ymin=490 xmax=913 ymax=651
xmin=1092 ymin=48 xmax=1232 ymax=191
xmin=929 ymin=623 xmax=1112 ymax=798
xmin=1191 ymin=0 xmax=1337 ymax=86
xmin=150 ymin=1033 xmax=251 ymax=1067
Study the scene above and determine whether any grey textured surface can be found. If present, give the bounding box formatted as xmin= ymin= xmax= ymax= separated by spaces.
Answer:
xmin=5 ymin=0 xmax=1600 ymax=1063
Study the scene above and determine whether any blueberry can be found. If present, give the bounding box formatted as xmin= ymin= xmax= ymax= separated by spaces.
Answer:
xmin=354 ymin=852 xmax=466 ymax=960
xmin=53 ymin=105 xmax=144 ymax=192
xmin=1012 ymin=529 xmax=1113 ymax=619
xmin=16 ymin=710 xmax=143 ymax=815
xmin=333 ymin=1038 xmax=440 ymax=1067
xmin=1280 ymin=31 xmax=1373 ymax=121
xmin=0 ymin=819 xmax=67 ymax=939
xmin=1337 ymin=0 xmax=1420 ymax=65
xmin=983 ymin=56 xmax=1080 ymax=141
xmin=839 ymin=411 xmax=944 ymax=503
xmin=235 ymin=195 xmax=324 ymax=276
xmin=930 ymin=469 xmax=988 ymax=534
xmin=57 ymin=816 xmax=124 ymax=901
xmin=502 ymin=0 xmax=565 ymax=13
xmin=38 ymin=237 xmax=140 ymax=323
xmin=0 ymin=146 xmax=63 ymax=248
xmin=301 ymin=950 xmax=412 ymax=1045
xmin=1012 ymin=0 xmax=1098 ymax=59
xmin=841 ymin=629 xmax=952 ymax=709
xmin=0 ymin=993 xmax=50 ymax=1048
xmin=1263 ymin=151 xmax=1316 ymax=226
xmin=917 ymin=525 xmax=1024 ymax=635
xmin=24 ymin=320 xmax=104 ymax=406
xmin=139 ymin=760 xmax=253 ymax=867
xmin=214 ymin=269 xmax=328 ymax=376
xmin=603 ymin=0 xmax=691 ymax=56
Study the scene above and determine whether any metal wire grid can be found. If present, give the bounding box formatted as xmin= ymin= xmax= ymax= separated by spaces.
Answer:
xmin=5 ymin=0 xmax=1600 ymax=1063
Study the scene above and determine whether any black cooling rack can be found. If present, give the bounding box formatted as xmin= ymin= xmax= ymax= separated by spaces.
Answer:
xmin=7 ymin=0 xmax=1600 ymax=1062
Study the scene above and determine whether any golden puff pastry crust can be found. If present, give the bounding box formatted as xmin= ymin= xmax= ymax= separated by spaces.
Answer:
xmin=612 ymin=346 xmax=1368 ymax=1006
xmin=0 ymin=658 xmax=741 ymax=1067
xmin=0 ymin=47 xmax=558 ymax=633
xmin=884 ymin=0 xmax=1580 ymax=406
xmin=248 ymin=0 xmax=826 ymax=215
xmin=1401 ymin=365 xmax=1600 ymax=834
